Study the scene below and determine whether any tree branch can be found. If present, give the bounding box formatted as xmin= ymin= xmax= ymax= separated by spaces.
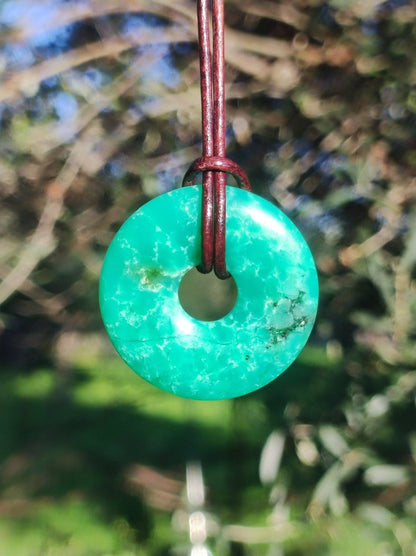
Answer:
xmin=0 ymin=134 xmax=95 ymax=306
xmin=0 ymin=27 xmax=190 ymax=104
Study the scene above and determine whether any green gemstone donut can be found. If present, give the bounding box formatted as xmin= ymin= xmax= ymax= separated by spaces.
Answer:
xmin=99 ymin=185 xmax=318 ymax=400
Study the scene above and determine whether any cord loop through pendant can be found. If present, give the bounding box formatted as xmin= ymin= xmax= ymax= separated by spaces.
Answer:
xmin=183 ymin=0 xmax=252 ymax=279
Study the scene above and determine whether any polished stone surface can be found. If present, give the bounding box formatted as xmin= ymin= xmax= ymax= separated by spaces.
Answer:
xmin=99 ymin=185 xmax=319 ymax=400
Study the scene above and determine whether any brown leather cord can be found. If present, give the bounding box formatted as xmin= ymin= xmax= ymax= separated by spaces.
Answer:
xmin=182 ymin=156 xmax=251 ymax=191
xmin=183 ymin=0 xmax=252 ymax=279
xmin=196 ymin=0 xmax=214 ymax=274
xmin=212 ymin=0 xmax=228 ymax=278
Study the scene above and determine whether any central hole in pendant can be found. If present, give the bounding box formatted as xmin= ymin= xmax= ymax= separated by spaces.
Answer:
xmin=178 ymin=267 xmax=238 ymax=321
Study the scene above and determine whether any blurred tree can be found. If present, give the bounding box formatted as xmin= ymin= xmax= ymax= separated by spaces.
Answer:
xmin=1 ymin=0 xmax=415 ymax=367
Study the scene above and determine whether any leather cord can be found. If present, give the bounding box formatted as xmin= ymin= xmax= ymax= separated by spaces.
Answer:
xmin=183 ymin=0 xmax=252 ymax=279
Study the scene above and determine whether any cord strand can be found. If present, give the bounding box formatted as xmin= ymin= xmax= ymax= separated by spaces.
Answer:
xmin=197 ymin=0 xmax=214 ymax=273
xmin=212 ymin=0 xmax=228 ymax=278
xmin=184 ymin=0 xmax=252 ymax=278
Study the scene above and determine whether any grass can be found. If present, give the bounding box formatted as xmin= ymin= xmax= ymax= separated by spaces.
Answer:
xmin=0 ymin=500 xmax=144 ymax=556
xmin=0 ymin=351 xmax=236 ymax=555
xmin=0 ymin=346 xmax=413 ymax=554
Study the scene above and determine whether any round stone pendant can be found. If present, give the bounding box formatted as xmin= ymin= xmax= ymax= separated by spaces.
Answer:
xmin=99 ymin=185 xmax=318 ymax=400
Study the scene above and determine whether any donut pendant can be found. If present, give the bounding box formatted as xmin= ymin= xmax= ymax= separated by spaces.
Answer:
xmin=99 ymin=185 xmax=318 ymax=400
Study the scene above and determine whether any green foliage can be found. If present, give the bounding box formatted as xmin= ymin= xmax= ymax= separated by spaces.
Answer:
xmin=1 ymin=346 xmax=415 ymax=554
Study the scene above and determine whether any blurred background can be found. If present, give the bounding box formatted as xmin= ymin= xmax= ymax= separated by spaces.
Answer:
xmin=1 ymin=0 xmax=416 ymax=554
